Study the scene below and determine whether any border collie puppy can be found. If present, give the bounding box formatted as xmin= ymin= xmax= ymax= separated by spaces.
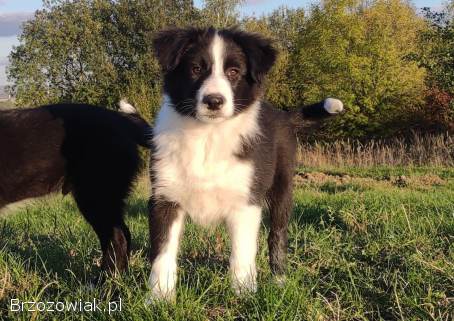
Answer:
xmin=147 ymin=27 xmax=343 ymax=300
xmin=0 ymin=101 xmax=150 ymax=273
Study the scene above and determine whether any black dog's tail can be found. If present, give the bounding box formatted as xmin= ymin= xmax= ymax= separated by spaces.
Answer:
xmin=118 ymin=99 xmax=152 ymax=148
xmin=290 ymin=98 xmax=344 ymax=129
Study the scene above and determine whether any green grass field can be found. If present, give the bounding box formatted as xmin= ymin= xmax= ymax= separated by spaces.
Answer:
xmin=1 ymin=166 xmax=453 ymax=320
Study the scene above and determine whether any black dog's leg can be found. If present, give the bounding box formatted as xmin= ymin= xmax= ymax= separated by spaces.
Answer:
xmin=74 ymin=196 xmax=131 ymax=273
xmin=67 ymin=139 xmax=140 ymax=274
xmin=98 ymin=218 xmax=131 ymax=273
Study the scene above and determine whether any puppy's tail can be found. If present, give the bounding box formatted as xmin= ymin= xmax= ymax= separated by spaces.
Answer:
xmin=118 ymin=99 xmax=152 ymax=148
xmin=301 ymin=98 xmax=344 ymax=118
xmin=290 ymin=98 xmax=344 ymax=130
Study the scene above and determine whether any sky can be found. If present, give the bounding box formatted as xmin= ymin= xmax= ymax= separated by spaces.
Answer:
xmin=0 ymin=0 xmax=447 ymax=86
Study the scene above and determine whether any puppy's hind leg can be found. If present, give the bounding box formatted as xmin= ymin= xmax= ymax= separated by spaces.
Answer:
xmin=267 ymin=147 xmax=295 ymax=284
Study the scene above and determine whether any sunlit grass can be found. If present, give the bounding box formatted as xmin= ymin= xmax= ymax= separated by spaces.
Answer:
xmin=1 ymin=167 xmax=453 ymax=320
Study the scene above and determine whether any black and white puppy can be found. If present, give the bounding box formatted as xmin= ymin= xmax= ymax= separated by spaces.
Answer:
xmin=0 ymin=101 xmax=150 ymax=273
xmin=147 ymin=27 xmax=343 ymax=300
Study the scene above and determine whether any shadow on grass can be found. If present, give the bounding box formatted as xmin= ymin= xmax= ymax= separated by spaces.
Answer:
xmin=125 ymin=196 xmax=148 ymax=218
xmin=0 ymin=221 xmax=98 ymax=283
xmin=319 ymin=182 xmax=367 ymax=194
xmin=0 ymin=196 xmax=149 ymax=285
xmin=178 ymin=254 xmax=229 ymax=293
xmin=290 ymin=202 xmax=348 ymax=231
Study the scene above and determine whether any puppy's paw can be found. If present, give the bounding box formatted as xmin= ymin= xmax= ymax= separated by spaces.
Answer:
xmin=231 ymin=271 xmax=257 ymax=296
xmin=144 ymin=289 xmax=176 ymax=306
xmin=145 ymin=271 xmax=177 ymax=305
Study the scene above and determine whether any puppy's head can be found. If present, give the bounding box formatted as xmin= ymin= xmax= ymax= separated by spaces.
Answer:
xmin=153 ymin=27 xmax=277 ymax=123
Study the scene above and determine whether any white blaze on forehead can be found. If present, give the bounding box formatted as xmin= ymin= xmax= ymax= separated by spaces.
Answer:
xmin=211 ymin=33 xmax=225 ymax=76
xmin=196 ymin=32 xmax=234 ymax=122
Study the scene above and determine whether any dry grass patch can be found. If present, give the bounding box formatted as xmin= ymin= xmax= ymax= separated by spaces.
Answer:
xmin=293 ymin=171 xmax=448 ymax=193
xmin=298 ymin=132 xmax=453 ymax=168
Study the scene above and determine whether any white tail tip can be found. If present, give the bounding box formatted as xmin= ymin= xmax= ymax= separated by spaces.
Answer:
xmin=119 ymin=99 xmax=137 ymax=114
xmin=323 ymin=98 xmax=344 ymax=114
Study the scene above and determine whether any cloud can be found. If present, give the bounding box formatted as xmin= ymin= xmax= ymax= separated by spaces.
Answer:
xmin=0 ymin=12 xmax=33 ymax=37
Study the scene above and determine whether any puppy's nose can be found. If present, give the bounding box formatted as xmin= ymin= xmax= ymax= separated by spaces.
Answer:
xmin=203 ymin=94 xmax=225 ymax=110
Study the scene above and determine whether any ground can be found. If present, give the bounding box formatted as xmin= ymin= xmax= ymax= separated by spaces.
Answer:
xmin=0 ymin=166 xmax=453 ymax=320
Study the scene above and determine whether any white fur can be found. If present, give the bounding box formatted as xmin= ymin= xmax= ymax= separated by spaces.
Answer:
xmin=147 ymin=96 xmax=262 ymax=301
xmin=323 ymin=98 xmax=344 ymax=114
xmin=147 ymin=209 xmax=185 ymax=302
xmin=152 ymin=96 xmax=261 ymax=227
xmin=196 ymin=33 xmax=234 ymax=123
xmin=118 ymin=99 xmax=137 ymax=114
xmin=147 ymin=34 xmax=264 ymax=302
xmin=226 ymin=205 xmax=262 ymax=294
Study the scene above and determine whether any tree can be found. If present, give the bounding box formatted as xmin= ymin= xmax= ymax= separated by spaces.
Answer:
xmin=7 ymin=0 xmax=449 ymax=138
xmin=288 ymin=0 xmax=426 ymax=138
xmin=199 ymin=0 xmax=242 ymax=28
xmin=8 ymin=0 xmax=199 ymax=118
xmin=414 ymin=4 xmax=454 ymax=131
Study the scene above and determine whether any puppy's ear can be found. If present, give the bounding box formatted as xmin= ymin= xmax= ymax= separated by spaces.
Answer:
xmin=225 ymin=30 xmax=277 ymax=83
xmin=153 ymin=28 xmax=195 ymax=72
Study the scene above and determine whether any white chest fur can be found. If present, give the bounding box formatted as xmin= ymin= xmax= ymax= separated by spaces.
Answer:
xmin=151 ymin=99 xmax=261 ymax=226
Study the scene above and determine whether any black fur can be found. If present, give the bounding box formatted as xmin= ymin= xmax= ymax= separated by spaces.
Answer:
xmin=152 ymin=27 xmax=278 ymax=118
xmin=147 ymin=198 xmax=180 ymax=264
xmin=154 ymin=28 xmax=213 ymax=117
xmin=149 ymin=27 xmax=342 ymax=289
xmin=219 ymin=29 xmax=277 ymax=84
xmin=235 ymin=102 xmax=297 ymax=274
xmin=0 ymin=104 xmax=151 ymax=273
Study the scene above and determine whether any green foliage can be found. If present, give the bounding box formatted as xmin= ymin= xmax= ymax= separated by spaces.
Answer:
xmin=283 ymin=0 xmax=425 ymax=137
xmin=199 ymin=0 xmax=243 ymax=28
xmin=8 ymin=0 xmax=199 ymax=119
xmin=413 ymin=5 xmax=454 ymax=130
xmin=419 ymin=6 xmax=454 ymax=93
xmin=6 ymin=0 xmax=452 ymax=137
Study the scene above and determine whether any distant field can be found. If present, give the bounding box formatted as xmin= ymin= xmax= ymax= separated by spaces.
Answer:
xmin=0 ymin=166 xmax=453 ymax=320
xmin=0 ymin=100 xmax=14 ymax=109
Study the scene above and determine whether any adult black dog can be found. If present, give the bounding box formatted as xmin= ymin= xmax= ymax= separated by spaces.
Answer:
xmin=0 ymin=100 xmax=150 ymax=272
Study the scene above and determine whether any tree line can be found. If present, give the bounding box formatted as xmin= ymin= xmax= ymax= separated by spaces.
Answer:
xmin=7 ymin=0 xmax=454 ymax=139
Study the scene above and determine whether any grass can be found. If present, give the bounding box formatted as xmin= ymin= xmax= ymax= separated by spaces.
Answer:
xmin=298 ymin=132 xmax=453 ymax=168
xmin=0 ymin=166 xmax=453 ymax=320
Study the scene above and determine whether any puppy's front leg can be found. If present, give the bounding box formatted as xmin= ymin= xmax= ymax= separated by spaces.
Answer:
xmin=226 ymin=205 xmax=262 ymax=294
xmin=146 ymin=198 xmax=185 ymax=302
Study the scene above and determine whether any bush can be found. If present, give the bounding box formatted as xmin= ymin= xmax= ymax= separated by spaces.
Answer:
xmin=412 ymin=6 xmax=454 ymax=132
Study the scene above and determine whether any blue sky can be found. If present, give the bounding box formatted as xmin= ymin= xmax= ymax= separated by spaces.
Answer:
xmin=0 ymin=0 xmax=445 ymax=15
xmin=0 ymin=0 xmax=447 ymax=85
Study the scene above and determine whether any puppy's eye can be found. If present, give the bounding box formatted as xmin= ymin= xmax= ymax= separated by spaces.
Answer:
xmin=192 ymin=65 xmax=202 ymax=75
xmin=226 ymin=68 xmax=240 ymax=78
